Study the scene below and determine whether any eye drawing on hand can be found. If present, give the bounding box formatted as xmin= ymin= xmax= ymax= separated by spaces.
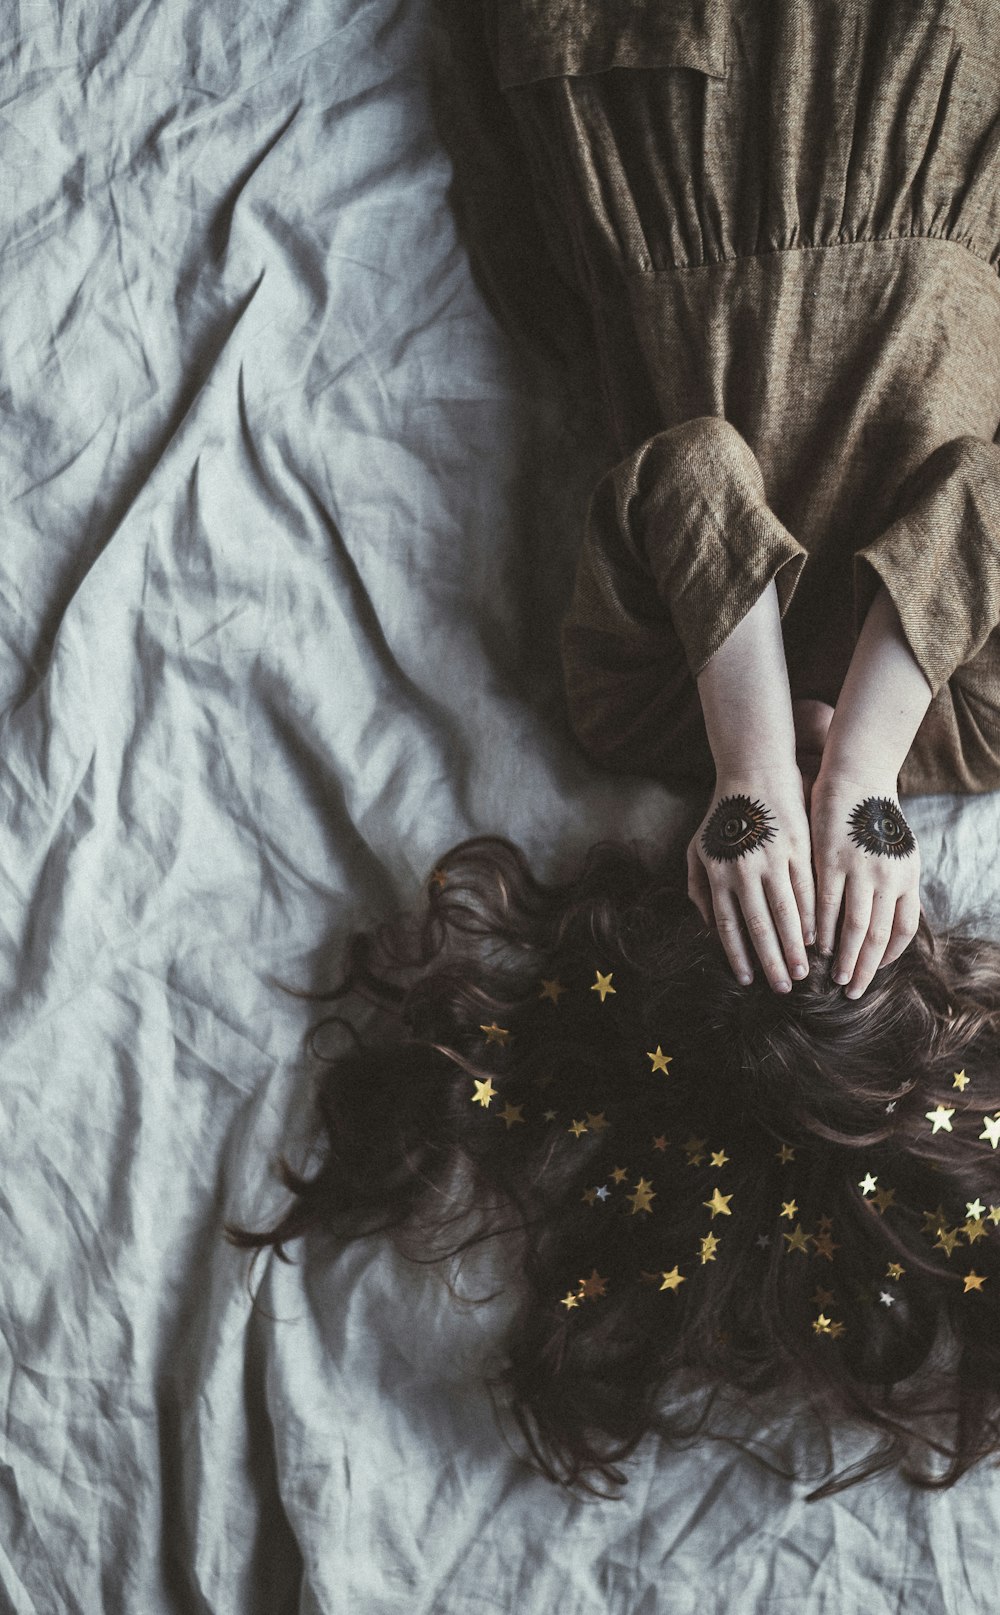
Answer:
xmin=701 ymin=794 xmax=778 ymax=863
xmin=846 ymin=796 xmax=916 ymax=858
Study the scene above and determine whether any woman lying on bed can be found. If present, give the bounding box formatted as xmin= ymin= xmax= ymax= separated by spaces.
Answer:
xmin=229 ymin=0 xmax=1000 ymax=1500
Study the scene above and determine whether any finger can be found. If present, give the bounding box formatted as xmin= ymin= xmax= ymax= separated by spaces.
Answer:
xmin=816 ymin=870 xmax=846 ymax=957
xmin=733 ymin=882 xmax=793 ymax=992
xmin=844 ymin=888 xmax=896 ymax=998
xmin=876 ymin=887 xmax=922 ymax=969
xmin=687 ymin=849 xmax=714 ymax=930
xmin=710 ymin=885 xmax=756 ymax=986
xmin=761 ymin=869 xmax=810 ymax=981
xmin=789 ymin=859 xmax=817 ymax=948
xmin=833 ymin=884 xmax=875 ymax=988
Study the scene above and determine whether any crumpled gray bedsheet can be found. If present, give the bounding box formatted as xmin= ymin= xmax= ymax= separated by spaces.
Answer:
xmin=2 ymin=1 xmax=999 ymax=1610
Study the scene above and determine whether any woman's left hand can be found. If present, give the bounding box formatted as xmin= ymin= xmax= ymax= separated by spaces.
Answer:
xmin=808 ymin=767 xmax=921 ymax=997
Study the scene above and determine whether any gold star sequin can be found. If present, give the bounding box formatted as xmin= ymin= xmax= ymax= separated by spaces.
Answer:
xmin=538 ymin=978 xmax=566 ymax=1006
xmin=963 ymin=1217 xmax=987 ymax=1245
xmin=560 ymin=1290 xmax=580 ymax=1310
xmin=684 ymin=1135 xmax=708 ymax=1167
xmin=812 ymin=1231 xmax=840 ymax=1261
xmin=591 ymin=970 xmax=615 ymax=1002
xmin=780 ymin=1199 xmax=798 ymax=1221
xmin=647 ymin=1045 xmax=673 ymax=1075
xmin=952 ymin=1069 xmax=969 ymax=1091
xmin=933 ymin=1227 xmax=961 ymax=1257
xmin=967 ymin=1198 xmax=987 ymax=1220
xmin=922 ymin=1204 xmax=948 ymax=1235
xmin=699 ymin=1232 xmax=720 ymax=1264
xmin=828 ymin=1321 xmax=846 ymax=1339
xmin=817 ymin=1215 xmax=834 ymax=1234
xmin=472 ymin=1077 xmax=497 ymax=1108
xmin=872 ymin=1186 xmax=896 ymax=1214
xmin=859 ymin=1173 xmax=878 ymax=1195
xmin=611 ymin=1166 xmax=628 ymax=1184
xmin=926 ymin=1104 xmax=955 ymax=1134
xmin=542 ymin=1109 xmax=557 ymax=1122
xmin=578 ymin=1269 xmax=608 ymax=1301
xmin=652 ymin=1135 xmax=668 ymax=1153
xmin=811 ymin=1286 xmax=835 ymax=1308
xmin=776 ymin=1144 xmax=795 ymax=1165
xmin=886 ymin=1262 xmax=905 ymax=1281
xmin=703 ymin=1187 xmax=733 ymax=1219
xmin=585 ymin=1111 xmax=609 ymax=1133
xmin=812 ymin=1313 xmax=833 ymax=1336
xmin=963 ymin=1271 xmax=987 ymax=1293
xmin=498 ymin=1102 xmax=524 ymax=1129
xmin=429 ymin=867 xmax=448 ymax=889
xmin=568 ymin=1118 xmax=588 ymax=1139
xmin=627 ymin=1177 xmax=656 ymax=1215
xmin=988 ymin=1206 xmax=1000 ymax=1225
xmin=659 ymin=1266 xmax=686 ymax=1292
xmin=581 ymin=1188 xmax=598 ymax=1207
xmin=979 ymin=1115 xmax=1000 ymax=1148
xmin=710 ymin=1149 xmax=730 ymax=1168
xmin=480 ymin=1022 xmax=510 ymax=1046
xmin=783 ymin=1222 xmax=811 ymax=1255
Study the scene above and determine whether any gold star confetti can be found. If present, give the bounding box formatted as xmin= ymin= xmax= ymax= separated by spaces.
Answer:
xmin=988 ymin=1206 xmax=1000 ymax=1225
xmin=979 ymin=1115 xmax=1000 ymax=1148
xmin=684 ymin=1135 xmax=708 ymax=1167
xmin=652 ymin=1135 xmax=668 ymax=1153
xmin=933 ymin=1227 xmax=961 ymax=1258
xmin=472 ymin=1077 xmax=497 ymax=1108
xmin=647 ymin=1045 xmax=673 ymax=1075
xmin=922 ymin=1204 xmax=948 ymax=1235
xmin=828 ymin=1321 xmax=846 ymax=1339
xmin=581 ymin=1188 xmax=598 ymax=1207
xmin=429 ymin=867 xmax=448 ymax=889
xmin=817 ymin=1215 xmax=834 ymax=1234
xmin=480 ymin=1022 xmax=510 ymax=1046
xmin=578 ymin=1269 xmax=608 ymax=1301
xmin=872 ymin=1186 xmax=896 ymax=1214
xmin=783 ymin=1223 xmax=811 ymax=1255
xmin=859 ymin=1173 xmax=878 ymax=1195
xmin=886 ymin=1262 xmax=905 ymax=1280
xmin=703 ymin=1187 xmax=733 ymax=1219
xmin=967 ymin=1198 xmax=987 ymax=1220
xmin=568 ymin=1118 xmax=588 ymax=1139
xmin=538 ymin=978 xmax=566 ymax=1006
xmin=542 ymin=1109 xmax=557 ymax=1122
xmin=710 ymin=1149 xmax=730 ymax=1168
xmin=812 ymin=1231 xmax=840 ymax=1261
xmin=611 ymin=1166 xmax=628 ymax=1184
xmin=776 ymin=1144 xmax=795 ymax=1165
xmin=811 ymin=1286 xmax=835 ymax=1308
xmin=963 ymin=1217 xmax=987 ymax=1245
xmin=498 ymin=1102 xmax=525 ymax=1129
xmin=812 ymin=1313 xmax=833 ymax=1336
xmin=952 ymin=1069 xmax=969 ymax=1091
xmin=926 ymin=1104 xmax=955 ymax=1134
xmin=585 ymin=1111 xmax=609 ymax=1133
xmin=699 ymin=1232 xmax=720 ymax=1264
xmin=780 ymin=1200 xmax=799 ymax=1221
xmin=659 ymin=1266 xmax=686 ymax=1292
xmin=627 ymin=1177 xmax=656 ymax=1215
xmin=591 ymin=970 xmax=615 ymax=1002
xmin=560 ymin=1290 xmax=580 ymax=1310
xmin=963 ymin=1271 xmax=987 ymax=1293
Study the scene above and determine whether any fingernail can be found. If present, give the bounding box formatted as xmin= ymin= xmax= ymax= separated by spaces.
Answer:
xmin=775 ymin=979 xmax=791 ymax=993
xmin=738 ymin=972 xmax=753 ymax=986
xmin=804 ymin=930 xmax=816 ymax=945
xmin=791 ymin=963 xmax=808 ymax=979
xmin=833 ymin=971 xmax=849 ymax=986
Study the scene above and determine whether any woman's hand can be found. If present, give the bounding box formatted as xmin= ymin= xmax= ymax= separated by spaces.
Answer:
xmin=808 ymin=769 xmax=921 ymax=997
xmin=687 ymin=770 xmax=816 ymax=992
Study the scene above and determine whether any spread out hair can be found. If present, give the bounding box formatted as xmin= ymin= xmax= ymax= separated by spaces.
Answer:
xmin=227 ymin=834 xmax=1000 ymax=1501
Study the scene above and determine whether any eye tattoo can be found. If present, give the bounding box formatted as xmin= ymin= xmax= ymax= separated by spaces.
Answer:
xmin=846 ymin=796 xmax=916 ymax=859
xmin=701 ymin=794 xmax=778 ymax=863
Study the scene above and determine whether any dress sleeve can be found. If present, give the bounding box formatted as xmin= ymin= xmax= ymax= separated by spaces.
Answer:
xmin=559 ymin=416 xmax=808 ymax=774
xmin=852 ymin=435 xmax=1000 ymax=699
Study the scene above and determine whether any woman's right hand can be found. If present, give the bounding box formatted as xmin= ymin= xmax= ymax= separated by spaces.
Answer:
xmin=686 ymin=770 xmax=817 ymax=992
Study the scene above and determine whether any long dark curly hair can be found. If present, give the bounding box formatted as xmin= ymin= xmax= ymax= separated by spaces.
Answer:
xmin=227 ymin=834 xmax=1000 ymax=1500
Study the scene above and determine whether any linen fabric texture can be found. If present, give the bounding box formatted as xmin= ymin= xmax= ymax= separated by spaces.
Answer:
xmin=486 ymin=0 xmax=1000 ymax=796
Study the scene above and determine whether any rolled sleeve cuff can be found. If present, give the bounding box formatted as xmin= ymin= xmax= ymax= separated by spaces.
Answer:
xmin=591 ymin=416 xmax=809 ymax=678
xmin=853 ymin=435 xmax=1000 ymax=700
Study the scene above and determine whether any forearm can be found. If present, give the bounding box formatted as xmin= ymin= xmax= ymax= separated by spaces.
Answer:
xmin=695 ymin=579 xmax=798 ymax=779
xmin=820 ymin=583 xmax=933 ymax=789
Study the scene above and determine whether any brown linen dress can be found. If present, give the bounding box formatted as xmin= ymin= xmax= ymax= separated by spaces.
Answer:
xmin=482 ymin=0 xmax=1000 ymax=796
